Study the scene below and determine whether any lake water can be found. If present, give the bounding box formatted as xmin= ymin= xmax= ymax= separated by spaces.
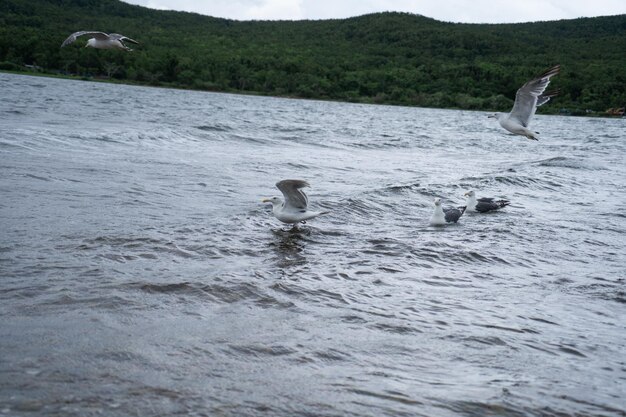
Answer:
xmin=1 ymin=72 xmax=625 ymax=416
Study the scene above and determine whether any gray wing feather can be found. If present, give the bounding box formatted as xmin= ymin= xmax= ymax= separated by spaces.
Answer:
xmin=536 ymin=89 xmax=559 ymax=107
xmin=475 ymin=199 xmax=510 ymax=213
xmin=475 ymin=201 xmax=500 ymax=212
xmin=276 ymin=179 xmax=309 ymax=210
xmin=509 ymin=65 xmax=560 ymax=127
xmin=61 ymin=31 xmax=110 ymax=47
xmin=443 ymin=207 xmax=466 ymax=223
xmin=110 ymin=33 xmax=139 ymax=44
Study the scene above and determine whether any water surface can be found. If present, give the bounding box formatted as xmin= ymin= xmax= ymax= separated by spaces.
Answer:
xmin=1 ymin=73 xmax=625 ymax=416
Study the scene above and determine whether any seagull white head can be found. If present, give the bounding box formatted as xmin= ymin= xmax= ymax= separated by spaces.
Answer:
xmin=434 ymin=198 xmax=442 ymax=206
xmin=464 ymin=191 xmax=477 ymax=211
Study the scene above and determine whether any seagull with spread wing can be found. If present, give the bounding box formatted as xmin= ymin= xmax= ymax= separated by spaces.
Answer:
xmin=489 ymin=65 xmax=560 ymax=140
xmin=262 ymin=180 xmax=329 ymax=225
xmin=61 ymin=31 xmax=139 ymax=51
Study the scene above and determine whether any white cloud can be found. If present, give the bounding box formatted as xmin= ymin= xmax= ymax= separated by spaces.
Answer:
xmin=414 ymin=0 xmax=568 ymax=23
xmin=243 ymin=0 xmax=305 ymax=20
xmin=122 ymin=0 xmax=626 ymax=22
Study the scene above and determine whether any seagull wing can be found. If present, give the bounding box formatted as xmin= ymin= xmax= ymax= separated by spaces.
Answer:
xmin=109 ymin=33 xmax=139 ymax=44
xmin=536 ymin=90 xmax=559 ymax=107
xmin=276 ymin=180 xmax=309 ymax=210
xmin=475 ymin=201 xmax=500 ymax=212
xmin=443 ymin=207 xmax=465 ymax=223
xmin=509 ymin=65 xmax=560 ymax=127
xmin=61 ymin=31 xmax=110 ymax=47
xmin=475 ymin=199 xmax=510 ymax=213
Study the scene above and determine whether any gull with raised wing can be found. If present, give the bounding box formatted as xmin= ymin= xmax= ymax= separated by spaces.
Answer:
xmin=262 ymin=180 xmax=329 ymax=226
xmin=489 ymin=65 xmax=560 ymax=140
xmin=61 ymin=31 xmax=139 ymax=51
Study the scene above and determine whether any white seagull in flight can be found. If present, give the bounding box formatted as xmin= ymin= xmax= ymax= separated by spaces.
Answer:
xmin=61 ymin=31 xmax=139 ymax=51
xmin=489 ymin=65 xmax=560 ymax=140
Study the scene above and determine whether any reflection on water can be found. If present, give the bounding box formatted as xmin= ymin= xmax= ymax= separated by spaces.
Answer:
xmin=270 ymin=227 xmax=309 ymax=269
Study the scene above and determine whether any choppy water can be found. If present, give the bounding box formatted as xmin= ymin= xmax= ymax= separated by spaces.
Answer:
xmin=1 ymin=72 xmax=625 ymax=417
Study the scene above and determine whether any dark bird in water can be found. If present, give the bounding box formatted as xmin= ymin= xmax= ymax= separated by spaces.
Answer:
xmin=488 ymin=64 xmax=560 ymax=140
xmin=429 ymin=198 xmax=466 ymax=226
xmin=464 ymin=190 xmax=510 ymax=213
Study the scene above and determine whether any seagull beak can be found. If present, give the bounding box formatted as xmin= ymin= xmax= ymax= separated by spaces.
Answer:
xmin=464 ymin=192 xmax=469 ymax=196
xmin=261 ymin=198 xmax=270 ymax=203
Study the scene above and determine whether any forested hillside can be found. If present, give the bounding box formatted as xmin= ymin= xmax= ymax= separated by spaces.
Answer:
xmin=1 ymin=0 xmax=625 ymax=113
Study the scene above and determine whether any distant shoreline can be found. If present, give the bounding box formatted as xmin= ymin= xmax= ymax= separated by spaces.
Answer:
xmin=2 ymin=69 xmax=620 ymax=118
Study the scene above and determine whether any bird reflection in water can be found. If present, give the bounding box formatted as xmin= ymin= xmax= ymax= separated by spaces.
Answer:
xmin=270 ymin=227 xmax=310 ymax=269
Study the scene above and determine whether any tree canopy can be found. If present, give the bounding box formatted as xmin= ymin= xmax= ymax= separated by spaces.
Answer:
xmin=1 ymin=0 xmax=625 ymax=114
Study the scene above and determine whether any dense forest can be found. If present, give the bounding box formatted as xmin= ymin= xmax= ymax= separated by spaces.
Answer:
xmin=1 ymin=0 xmax=625 ymax=114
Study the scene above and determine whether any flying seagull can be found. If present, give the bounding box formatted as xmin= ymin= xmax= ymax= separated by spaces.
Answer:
xmin=61 ymin=31 xmax=139 ymax=51
xmin=262 ymin=180 xmax=329 ymax=226
xmin=489 ymin=65 xmax=560 ymax=140
xmin=464 ymin=190 xmax=510 ymax=213
xmin=429 ymin=198 xmax=466 ymax=226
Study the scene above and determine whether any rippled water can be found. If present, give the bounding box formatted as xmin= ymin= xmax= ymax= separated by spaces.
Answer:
xmin=1 ymin=72 xmax=625 ymax=416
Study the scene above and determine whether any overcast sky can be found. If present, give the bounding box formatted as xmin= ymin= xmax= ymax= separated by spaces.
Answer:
xmin=121 ymin=0 xmax=626 ymax=23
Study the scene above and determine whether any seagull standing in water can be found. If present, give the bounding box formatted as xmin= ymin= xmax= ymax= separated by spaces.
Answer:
xmin=262 ymin=180 xmax=329 ymax=226
xmin=464 ymin=191 xmax=510 ymax=213
xmin=489 ymin=65 xmax=560 ymax=140
xmin=429 ymin=198 xmax=466 ymax=226
xmin=61 ymin=31 xmax=139 ymax=51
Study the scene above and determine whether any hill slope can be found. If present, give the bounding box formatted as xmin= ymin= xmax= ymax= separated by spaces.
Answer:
xmin=1 ymin=0 xmax=625 ymax=113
